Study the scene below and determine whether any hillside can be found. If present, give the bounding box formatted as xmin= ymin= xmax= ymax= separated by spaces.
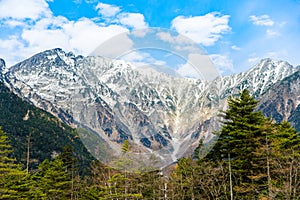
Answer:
xmin=0 ymin=81 xmax=93 ymax=173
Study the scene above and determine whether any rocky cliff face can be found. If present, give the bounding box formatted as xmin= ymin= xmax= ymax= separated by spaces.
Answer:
xmin=2 ymin=48 xmax=299 ymax=165
xmin=257 ymin=70 xmax=300 ymax=130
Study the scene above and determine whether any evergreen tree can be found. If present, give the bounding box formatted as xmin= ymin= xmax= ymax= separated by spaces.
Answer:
xmin=59 ymin=145 xmax=80 ymax=200
xmin=171 ymin=157 xmax=199 ymax=199
xmin=121 ymin=140 xmax=129 ymax=153
xmin=30 ymin=157 xmax=72 ymax=199
xmin=269 ymin=121 xmax=300 ymax=199
xmin=206 ymin=89 xmax=268 ymax=198
xmin=138 ymin=170 xmax=163 ymax=199
xmin=0 ymin=127 xmax=29 ymax=199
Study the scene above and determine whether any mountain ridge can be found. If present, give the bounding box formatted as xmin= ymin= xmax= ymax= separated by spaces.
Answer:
xmin=1 ymin=48 xmax=299 ymax=166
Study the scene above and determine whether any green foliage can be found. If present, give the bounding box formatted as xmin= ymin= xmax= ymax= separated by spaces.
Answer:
xmin=81 ymin=160 xmax=143 ymax=199
xmin=0 ymin=85 xmax=299 ymax=199
xmin=0 ymin=82 xmax=93 ymax=174
xmin=0 ymin=127 xmax=29 ymax=199
xmin=200 ymin=89 xmax=300 ymax=199
xmin=29 ymin=157 xmax=72 ymax=199
xmin=205 ymin=89 xmax=268 ymax=198
xmin=192 ymin=139 xmax=202 ymax=160
xmin=268 ymin=121 xmax=300 ymax=198
xmin=121 ymin=140 xmax=129 ymax=153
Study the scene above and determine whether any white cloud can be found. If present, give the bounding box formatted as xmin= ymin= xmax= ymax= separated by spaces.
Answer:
xmin=171 ymin=12 xmax=231 ymax=46
xmin=0 ymin=0 xmax=51 ymax=20
xmin=209 ymin=54 xmax=233 ymax=74
xmin=0 ymin=1 xmax=151 ymax=66
xmin=95 ymin=2 xmax=120 ymax=17
xmin=231 ymin=45 xmax=241 ymax=51
xmin=176 ymin=53 xmax=218 ymax=79
xmin=121 ymin=51 xmax=147 ymax=63
xmin=265 ymin=51 xmax=280 ymax=59
xmin=0 ymin=14 xmax=129 ymax=66
xmin=249 ymin=15 xmax=274 ymax=26
xmin=248 ymin=57 xmax=260 ymax=64
xmin=0 ymin=1 xmax=149 ymax=66
xmin=156 ymin=32 xmax=200 ymax=53
xmin=22 ymin=27 xmax=71 ymax=51
xmin=157 ymin=32 xmax=176 ymax=43
xmin=90 ymin=31 xmax=133 ymax=59
xmin=2 ymin=19 xmax=26 ymax=27
xmin=131 ymin=29 xmax=150 ymax=37
xmin=0 ymin=36 xmax=25 ymax=65
xmin=29 ymin=15 xmax=69 ymax=30
xmin=156 ymin=32 xmax=193 ymax=45
xmin=177 ymin=62 xmax=201 ymax=78
xmin=22 ymin=16 xmax=129 ymax=56
xmin=118 ymin=13 xmax=148 ymax=29
xmin=0 ymin=36 xmax=24 ymax=51
xmin=73 ymin=0 xmax=82 ymax=4
xmin=266 ymin=29 xmax=280 ymax=37
xmin=119 ymin=50 xmax=167 ymax=67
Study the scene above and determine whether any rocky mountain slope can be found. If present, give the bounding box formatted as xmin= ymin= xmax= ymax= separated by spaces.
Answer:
xmin=257 ymin=70 xmax=300 ymax=130
xmin=1 ymin=48 xmax=299 ymax=168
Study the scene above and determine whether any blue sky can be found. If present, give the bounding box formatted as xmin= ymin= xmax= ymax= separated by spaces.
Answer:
xmin=0 ymin=0 xmax=300 ymax=75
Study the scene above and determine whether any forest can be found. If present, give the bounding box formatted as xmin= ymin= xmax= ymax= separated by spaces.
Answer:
xmin=1 ymin=89 xmax=299 ymax=199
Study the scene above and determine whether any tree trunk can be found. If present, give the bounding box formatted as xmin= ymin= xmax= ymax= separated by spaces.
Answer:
xmin=26 ymin=134 xmax=30 ymax=173
xmin=229 ymin=153 xmax=233 ymax=200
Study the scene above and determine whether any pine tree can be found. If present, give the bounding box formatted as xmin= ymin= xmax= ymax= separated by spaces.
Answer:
xmin=60 ymin=145 xmax=80 ymax=200
xmin=121 ymin=140 xmax=129 ymax=153
xmin=269 ymin=121 xmax=300 ymax=199
xmin=206 ymin=89 xmax=268 ymax=198
xmin=172 ymin=157 xmax=199 ymax=199
xmin=30 ymin=157 xmax=72 ymax=199
xmin=0 ymin=127 xmax=29 ymax=199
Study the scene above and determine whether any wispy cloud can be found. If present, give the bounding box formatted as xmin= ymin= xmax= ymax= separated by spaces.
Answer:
xmin=156 ymin=32 xmax=193 ymax=45
xmin=231 ymin=45 xmax=241 ymax=51
xmin=210 ymin=54 xmax=234 ymax=74
xmin=176 ymin=53 xmax=218 ymax=79
xmin=247 ymin=57 xmax=260 ymax=64
xmin=266 ymin=29 xmax=280 ymax=37
xmin=249 ymin=15 xmax=274 ymax=26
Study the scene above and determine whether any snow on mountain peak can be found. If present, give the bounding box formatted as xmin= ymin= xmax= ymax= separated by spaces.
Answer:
xmin=3 ymin=48 xmax=299 ymax=170
xmin=0 ymin=58 xmax=5 ymax=71
xmin=218 ymin=58 xmax=297 ymax=99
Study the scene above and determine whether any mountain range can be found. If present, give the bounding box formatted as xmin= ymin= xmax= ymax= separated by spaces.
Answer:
xmin=1 ymin=48 xmax=299 ymax=169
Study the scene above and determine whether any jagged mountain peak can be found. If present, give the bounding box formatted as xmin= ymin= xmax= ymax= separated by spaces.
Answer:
xmin=41 ymin=48 xmax=75 ymax=58
xmin=3 ymin=49 xmax=217 ymax=165
xmin=3 ymin=48 xmax=299 ymax=168
xmin=8 ymin=48 xmax=79 ymax=74
xmin=258 ymin=69 xmax=300 ymax=129
xmin=0 ymin=58 xmax=5 ymax=68
xmin=219 ymin=58 xmax=297 ymax=99
xmin=248 ymin=58 xmax=293 ymax=73
xmin=0 ymin=58 xmax=5 ymax=79
xmin=0 ymin=58 xmax=5 ymax=73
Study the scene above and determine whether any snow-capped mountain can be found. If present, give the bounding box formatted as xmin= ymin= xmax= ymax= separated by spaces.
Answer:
xmin=217 ymin=58 xmax=297 ymax=99
xmin=257 ymin=70 xmax=300 ymax=130
xmin=1 ymin=48 xmax=299 ymax=167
